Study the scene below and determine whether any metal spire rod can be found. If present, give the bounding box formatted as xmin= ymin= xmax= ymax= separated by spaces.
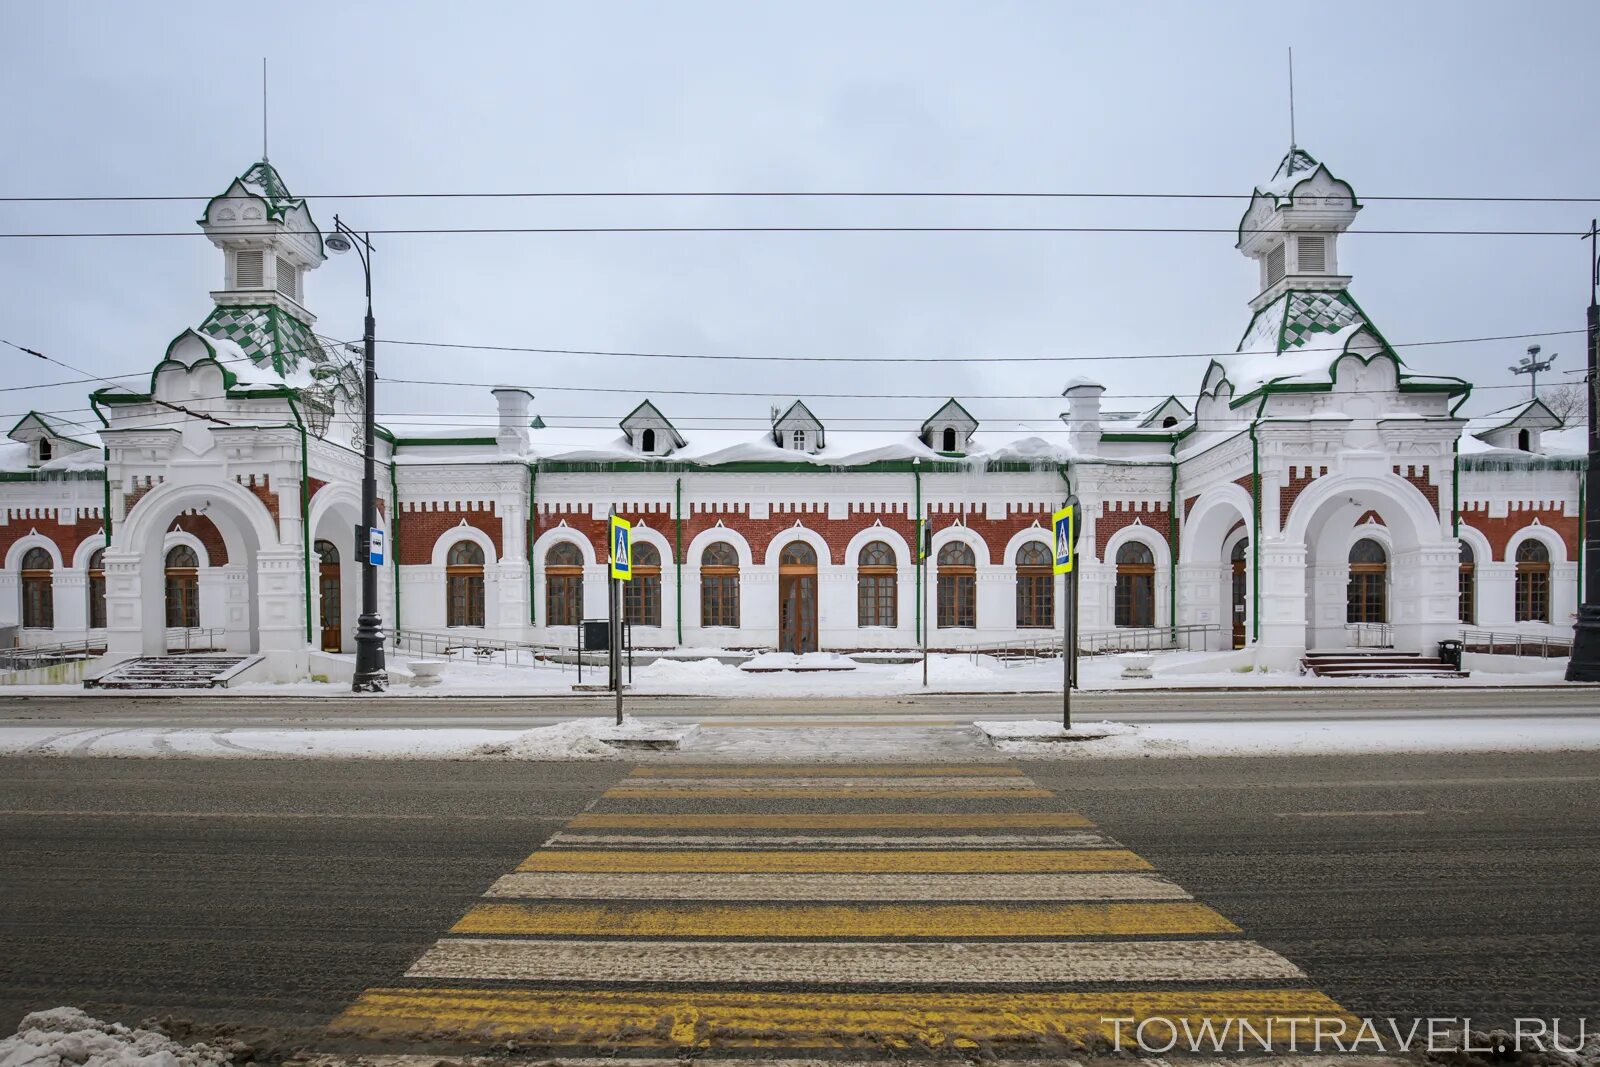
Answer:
xmin=1288 ymin=47 xmax=1297 ymax=150
xmin=261 ymin=58 xmax=269 ymax=162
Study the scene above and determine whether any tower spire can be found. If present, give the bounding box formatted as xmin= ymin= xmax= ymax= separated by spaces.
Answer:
xmin=261 ymin=58 xmax=269 ymax=163
xmin=1287 ymin=47 xmax=1297 ymax=150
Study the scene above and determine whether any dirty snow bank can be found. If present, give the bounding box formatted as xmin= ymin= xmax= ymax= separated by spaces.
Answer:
xmin=0 ymin=1008 xmax=233 ymax=1067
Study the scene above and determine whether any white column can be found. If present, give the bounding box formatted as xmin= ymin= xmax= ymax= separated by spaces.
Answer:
xmin=102 ymin=553 xmax=151 ymax=656
xmin=1256 ymin=541 xmax=1308 ymax=669
xmin=1393 ymin=543 xmax=1462 ymax=654
xmin=221 ymin=564 xmax=251 ymax=653
xmin=1177 ymin=561 xmax=1225 ymax=649
xmin=1307 ymin=561 xmax=1347 ymax=651
xmin=52 ymin=570 xmax=88 ymax=638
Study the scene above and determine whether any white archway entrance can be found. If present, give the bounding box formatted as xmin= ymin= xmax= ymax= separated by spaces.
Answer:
xmin=1178 ymin=485 xmax=1254 ymax=651
xmin=106 ymin=479 xmax=296 ymax=665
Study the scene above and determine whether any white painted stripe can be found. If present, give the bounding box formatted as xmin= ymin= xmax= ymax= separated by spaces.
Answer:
xmin=484 ymin=871 xmax=1192 ymax=901
xmin=619 ymin=776 xmax=1040 ymax=791
xmin=408 ymin=937 xmax=1306 ymax=985
xmin=546 ymin=832 xmax=1115 ymax=849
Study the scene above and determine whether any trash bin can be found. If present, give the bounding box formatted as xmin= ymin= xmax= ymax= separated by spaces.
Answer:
xmin=1437 ymin=639 xmax=1463 ymax=670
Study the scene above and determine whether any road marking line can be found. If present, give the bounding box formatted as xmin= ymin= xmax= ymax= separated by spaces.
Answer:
xmin=485 ymin=870 xmax=1192 ymax=901
xmin=332 ymin=987 xmax=1350 ymax=1048
xmin=546 ymin=831 xmax=1115 ymax=849
xmin=602 ymin=785 xmax=1055 ymax=799
xmin=1274 ymin=809 xmax=1434 ymax=818
xmin=409 ymin=936 xmax=1304 ymax=984
xmin=517 ymin=848 xmax=1151 ymax=874
xmin=451 ymin=900 xmax=1236 ymax=938
xmin=567 ymin=811 xmax=1095 ymax=830
xmin=630 ymin=765 xmax=1025 ymax=778
xmin=619 ymin=775 xmax=1036 ymax=790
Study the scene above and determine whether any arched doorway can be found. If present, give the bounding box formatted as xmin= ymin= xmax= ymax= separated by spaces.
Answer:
xmin=1346 ymin=538 xmax=1388 ymax=624
xmin=545 ymin=542 xmax=583 ymax=627
xmin=1514 ymin=540 xmax=1550 ymax=622
xmin=20 ymin=547 xmax=53 ymax=630
xmin=1458 ymin=542 xmax=1475 ymax=624
xmin=857 ymin=540 xmax=897 ymax=628
xmin=315 ymin=540 xmax=341 ymax=651
xmin=936 ymin=542 xmax=976 ymax=629
xmin=87 ymin=548 xmax=106 ymax=630
xmin=1230 ymin=539 xmax=1249 ymax=648
xmin=777 ymin=541 xmax=818 ymax=653
xmin=446 ymin=541 xmax=486 ymax=628
xmin=1114 ymin=542 xmax=1156 ymax=627
xmin=165 ymin=545 xmax=200 ymax=629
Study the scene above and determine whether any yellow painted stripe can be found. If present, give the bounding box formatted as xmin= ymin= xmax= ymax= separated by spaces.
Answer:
xmin=517 ymin=848 xmax=1150 ymax=874
xmin=568 ymin=811 xmax=1094 ymax=830
xmin=333 ymin=987 xmax=1351 ymax=1049
xmin=628 ymin=765 xmax=1025 ymax=779
xmin=450 ymin=900 xmax=1236 ymax=937
xmin=601 ymin=786 xmax=1054 ymax=799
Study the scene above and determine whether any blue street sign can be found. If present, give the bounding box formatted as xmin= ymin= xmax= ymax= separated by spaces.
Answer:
xmin=609 ymin=516 xmax=633 ymax=580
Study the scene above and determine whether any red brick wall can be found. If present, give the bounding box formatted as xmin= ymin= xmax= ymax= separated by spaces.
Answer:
xmin=167 ymin=514 xmax=229 ymax=566
xmin=399 ymin=504 xmax=503 ymax=564
xmin=235 ymin=474 xmax=281 ymax=534
xmin=1355 ymin=510 xmax=1386 ymax=527
xmin=0 ymin=512 xmax=104 ymax=566
xmin=1460 ymin=511 xmax=1578 ymax=561
xmin=307 ymin=477 xmax=328 ymax=502
xmin=1394 ymin=464 xmax=1439 ymax=512
xmin=1281 ymin=465 xmax=1328 ymax=526
xmin=1183 ymin=494 xmax=1199 ymax=520
xmin=1094 ymin=501 xmax=1173 ymax=560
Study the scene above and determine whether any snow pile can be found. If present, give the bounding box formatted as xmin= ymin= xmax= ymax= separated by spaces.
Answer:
xmin=891 ymin=655 xmax=1005 ymax=685
xmin=0 ymin=1008 xmax=233 ymax=1067
xmin=638 ymin=657 xmax=751 ymax=686
xmin=471 ymin=718 xmax=627 ymax=760
xmin=741 ymin=651 xmax=857 ymax=672
xmin=974 ymin=718 xmax=1136 ymax=740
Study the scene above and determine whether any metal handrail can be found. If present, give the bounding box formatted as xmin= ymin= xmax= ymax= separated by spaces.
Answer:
xmin=165 ymin=627 xmax=224 ymax=653
xmin=388 ymin=628 xmax=574 ymax=672
xmin=943 ymin=624 xmax=1219 ymax=667
xmin=0 ymin=636 xmax=106 ymax=673
xmin=1459 ymin=628 xmax=1572 ymax=660
xmin=1344 ymin=622 xmax=1394 ymax=648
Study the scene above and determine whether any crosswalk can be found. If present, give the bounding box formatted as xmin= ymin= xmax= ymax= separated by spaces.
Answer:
xmin=332 ymin=763 xmax=1347 ymax=1054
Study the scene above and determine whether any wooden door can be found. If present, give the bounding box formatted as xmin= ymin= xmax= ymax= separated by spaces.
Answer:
xmin=319 ymin=563 xmax=342 ymax=651
xmin=779 ymin=574 xmax=818 ymax=653
xmin=1231 ymin=558 xmax=1247 ymax=649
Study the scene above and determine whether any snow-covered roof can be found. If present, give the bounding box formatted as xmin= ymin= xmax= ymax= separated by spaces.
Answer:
xmin=1255 ymin=147 xmax=1325 ymax=199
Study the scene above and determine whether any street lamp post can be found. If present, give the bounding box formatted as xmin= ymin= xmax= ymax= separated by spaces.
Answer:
xmin=325 ymin=215 xmax=387 ymax=692
xmin=1567 ymin=220 xmax=1600 ymax=682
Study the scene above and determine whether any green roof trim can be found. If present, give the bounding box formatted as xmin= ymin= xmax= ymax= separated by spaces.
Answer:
xmin=197 ymin=161 xmax=325 ymax=257
xmin=1236 ymin=147 xmax=1361 ymax=244
xmin=6 ymin=411 xmax=93 ymax=448
xmin=620 ymin=399 xmax=688 ymax=449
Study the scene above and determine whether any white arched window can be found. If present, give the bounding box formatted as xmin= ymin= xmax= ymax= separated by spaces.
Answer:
xmin=544 ymin=542 xmax=583 ymax=627
xmin=857 ymin=540 xmax=897 ymax=627
xmin=700 ymin=542 xmax=740 ymax=627
xmin=936 ymin=542 xmax=976 ymax=629
xmin=1514 ymin=540 xmax=1551 ymax=623
xmin=21 ymin=547 xmax=54 ymax=629
xmin=1114 ymin=541 xmax=1156 ymax=627
xmin=447 ymin=541 xmax=486 ymax=627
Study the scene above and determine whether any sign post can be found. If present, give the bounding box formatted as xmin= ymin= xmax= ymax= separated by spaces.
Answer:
xmin=918 ymin=516 xmax=929 ymax=687
xmin=1053 ymin=501 xmax=1078 ymax=731
xmin=608 ymin=515 xmax=633 ymax=726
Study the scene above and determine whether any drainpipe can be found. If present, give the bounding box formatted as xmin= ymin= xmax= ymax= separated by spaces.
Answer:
xmin=1247 ymin=419 xmax=1262 ymax=643
xmin=528 ymin=462 xmax=538 ymax=625
xmin=913 ymin=465 xmax=923 ymax=647
xmin=674 ymin=477 xmax=684 ymax=644
xmin=1168 ymin=440 xmax=1179 ymax=638
xmin=286 ymin=398 xmax=313 ymax=645
xmin=90 ymin=397 xmax=111 ymax=541
xmin=1451 ymin=437 xmax=1461 ymax=538
xmin=389 ymin=457 xmax=401 ymax=629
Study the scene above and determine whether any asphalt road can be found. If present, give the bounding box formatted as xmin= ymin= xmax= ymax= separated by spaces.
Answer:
xmin=1 ymin=743 xmax=1597 ymax=1055
xmin=4 ymin=686 xmax=1598 ymax=730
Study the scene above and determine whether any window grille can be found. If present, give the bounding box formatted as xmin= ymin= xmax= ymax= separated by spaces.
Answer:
xmin=1297 ymin=234 xmax=1326 ymax=272
xmin=275 ymin=255 xmax=299 ymax=300
xmin=235 ymin=250 xmax=264 ymax=288
xmin=1266 ymin=242 xmax=1286 ymax=286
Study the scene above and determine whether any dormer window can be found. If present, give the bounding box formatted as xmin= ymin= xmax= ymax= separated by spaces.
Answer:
xmin=1266 ymin=243 xmax=1286 ymax=286
xmin=1162 ymin=416 xmax=1178 ymax=428
xmin=36 ymin=438 xmax=51 ymax=464
xmin=235 ymin=249 xmax=264 ymax=288
xmin=942 ymin=427 xmax=957 ymax=452
xmin=641 ymin=428 xmax=656 ymax=453
xmin=791 ymin=430 xmax=806 ymax=451
xmin=1297 ymin=234 xmax=1326 ymax=273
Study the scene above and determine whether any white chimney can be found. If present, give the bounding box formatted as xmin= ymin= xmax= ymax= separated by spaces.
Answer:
xmin=491 ymin=387 xmax=533 ymax=455
xmin=1061 ymin=378 xmax=1105 ymax=456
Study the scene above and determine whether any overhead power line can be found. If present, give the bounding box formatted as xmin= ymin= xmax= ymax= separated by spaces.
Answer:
xmin=0 ymin=339 xmax=232 ymax=426
xmin=5 ymin=189 xmax=1600 ymax=205
xmin=0 ymin=224 xmax=1585 ymax=239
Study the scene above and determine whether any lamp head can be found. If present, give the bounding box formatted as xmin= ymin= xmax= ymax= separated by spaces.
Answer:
xmin=324 ymin=231 xmax=353 ymax=254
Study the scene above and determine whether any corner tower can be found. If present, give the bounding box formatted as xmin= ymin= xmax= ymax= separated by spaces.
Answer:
xmin=196 ymin=161 xmax=329 ymax=375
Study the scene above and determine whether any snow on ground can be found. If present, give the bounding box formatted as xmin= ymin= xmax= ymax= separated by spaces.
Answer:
xmin=977 ymin=717 xmax=1600 ymax=760
xmin=0 ymin=1007 xmax=232 ymax=1067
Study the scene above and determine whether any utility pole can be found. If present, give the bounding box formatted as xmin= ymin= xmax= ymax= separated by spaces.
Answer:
xmin=1566 ymin=221 xmax=1600 ymax=682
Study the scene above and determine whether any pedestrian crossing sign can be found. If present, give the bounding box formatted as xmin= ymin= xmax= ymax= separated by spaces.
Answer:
xmin=1052 ymin=504 xmax=1075 ymax=574
xmin=609 ymin=515 xmax=633 ymax=580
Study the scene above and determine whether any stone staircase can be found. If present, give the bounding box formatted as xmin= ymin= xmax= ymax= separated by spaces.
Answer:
xmin=1301 ymin=649 xmax=1468 ymax=679
xmin=85 ymin=654 xmax=262 ymax=690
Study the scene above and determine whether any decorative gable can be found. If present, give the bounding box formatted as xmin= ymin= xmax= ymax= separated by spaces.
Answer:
xmin=920 ymin=398 xmax=978 ymax=454
xmin=772 ymin=400 xmax=824 ymax=453
xmin=1470 ymin=399 xmax=1563 ymax=453
xmin=1136 ymin=396 xmax=1191 ymax=430
xmin=620 ymin=400 xmax=687 ymax=456
xmin=6 ymin=412 xmax=95 ymax=468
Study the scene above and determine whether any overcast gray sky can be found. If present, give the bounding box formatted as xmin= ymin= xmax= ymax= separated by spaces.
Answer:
xmin=3 ymin=0 xmax=1596 ymax=439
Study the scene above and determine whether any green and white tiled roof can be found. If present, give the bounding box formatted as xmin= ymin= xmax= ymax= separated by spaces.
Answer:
xmin=200 ymin=304 xmax=329 ymax=377
xmin=237 ymin=161 xmax=302 ymax=221
xmin=1239 ymin=289 xmax=1372 ymax=357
